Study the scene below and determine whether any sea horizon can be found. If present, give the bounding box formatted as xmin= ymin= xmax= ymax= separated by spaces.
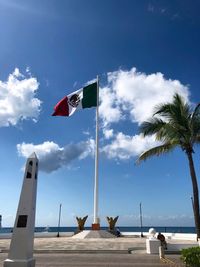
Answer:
xmin=0 ymin=226 xmax=196 ymax=234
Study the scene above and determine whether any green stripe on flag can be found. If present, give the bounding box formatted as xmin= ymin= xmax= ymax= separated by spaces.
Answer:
xmin=82 ymin=82 xmax=97 ymax=108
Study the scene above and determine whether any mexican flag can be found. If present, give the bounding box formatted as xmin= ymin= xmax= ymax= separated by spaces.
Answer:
xmin=52 ymin=82 xmax=97 ymax=116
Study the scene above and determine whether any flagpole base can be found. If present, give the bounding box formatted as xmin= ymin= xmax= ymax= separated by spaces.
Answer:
xmin=92 ymin=223 xmax=100 ymax=230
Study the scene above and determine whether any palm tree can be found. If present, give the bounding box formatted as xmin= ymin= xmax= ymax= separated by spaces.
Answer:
xmin=137 ymin=93 xmax=200 ymax=239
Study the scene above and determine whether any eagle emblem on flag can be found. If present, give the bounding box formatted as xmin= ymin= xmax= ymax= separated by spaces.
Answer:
xmin=68 ymin=94 xmax=80 ymax=108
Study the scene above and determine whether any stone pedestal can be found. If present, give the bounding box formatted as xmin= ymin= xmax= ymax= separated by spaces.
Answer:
xmin=92 ymin=217 xmax=100 ymax=230
xmin=4 ymin=258 xmax=35 ymax=267
xmin=146 ymin=239 xmax=160 ymax=254
xmin=92 ymin=223 xmax=100 ymax=230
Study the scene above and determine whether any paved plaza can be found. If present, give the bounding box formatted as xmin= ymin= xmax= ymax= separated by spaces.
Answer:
xmin=0 ymin=236 xmax=146 ymax=252
xmin=0 ymin=252 xmax=184 ymax=267
xmin=0 ymin=236 xmax=185 ymax=266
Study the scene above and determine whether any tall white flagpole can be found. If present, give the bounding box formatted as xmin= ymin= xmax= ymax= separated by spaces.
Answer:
xmin=92 ymin=75 xmax=100 ymax=229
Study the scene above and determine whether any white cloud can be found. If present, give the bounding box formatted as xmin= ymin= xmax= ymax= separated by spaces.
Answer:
xmin=99 ymin=68 xmax=190 ymax=160
xmin=82 ymin=130 xmax=91 ymax=136
xmin=100 ymin=68 xmax=189 ymax=126
xmin=0 ymin=68 xmax=41 ymax=127
xmin=14 ymin=67 xmax=191 ymax=168
xmin=103 ymin=128 xmax=114 ymax=139
xmin=99 ymin=86 xmax=123 ymax=126
xmin=17 ymin=139 xmax=95 ymax=173
xmin=148 ymin=4 xmax=155 ymax=13
xmin=101 ymin=132 xmax=160 ymax=160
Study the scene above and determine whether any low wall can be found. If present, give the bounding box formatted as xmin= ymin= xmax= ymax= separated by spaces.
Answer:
xmin=165 ymin=233 xmax=197 ymax=241
xmin=121 ymin=232 xmax=197 ymax=241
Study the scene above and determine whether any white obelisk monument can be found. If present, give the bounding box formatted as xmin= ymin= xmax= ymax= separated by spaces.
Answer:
xmin=4 ymin=153 xmax=38 ymax=267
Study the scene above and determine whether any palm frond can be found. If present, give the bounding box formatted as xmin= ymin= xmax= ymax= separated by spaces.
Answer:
xmin=153 ymin=103 xmax=173 ymax=118
xmin=136 ymin=142 xmax=177 ymax=163
xmin=190 ymin=103 xmax=200 ymax=137
xmin=141 ymin=118 xmax=188 ymax=144
xmin=193 ymin=135 xmax=200 ymax=144
xmin=140 ymin=118 xmax=166 ymax=137
xmin=137 ymin=93 xmax=200 ymax=163
xmin=191 ymin=103 xmax=200 ymax=121
xmin=154 ymin=94 xmax=191 ymax=135
xmin=155 ymin=123 xmax=182 ymax=141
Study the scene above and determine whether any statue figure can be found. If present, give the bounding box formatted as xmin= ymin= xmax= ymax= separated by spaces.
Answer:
xmin=106 ymin=216 xmax=119 ymax=231
xmin=76 ymin=215 xmax=88 ymax=231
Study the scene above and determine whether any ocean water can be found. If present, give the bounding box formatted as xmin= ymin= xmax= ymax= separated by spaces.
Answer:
xmin=0 ymin=226 xmax=196 ymax=234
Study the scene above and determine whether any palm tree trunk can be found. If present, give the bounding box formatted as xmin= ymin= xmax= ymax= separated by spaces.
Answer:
xmin=186 ymin=151 xmax=200 ymax=239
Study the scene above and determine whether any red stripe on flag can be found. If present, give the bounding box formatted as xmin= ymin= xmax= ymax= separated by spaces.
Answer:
xmin=52 ymin=96 xmax=69 ymax=116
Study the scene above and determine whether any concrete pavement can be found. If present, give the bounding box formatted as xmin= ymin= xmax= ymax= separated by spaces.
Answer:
xmin=0 ymin=253 xmax=184 ymax=267
xmin=0 ymin=236 xmax=186 ymax=266
xmin=0 ymin=237 xmax=146 ymax=252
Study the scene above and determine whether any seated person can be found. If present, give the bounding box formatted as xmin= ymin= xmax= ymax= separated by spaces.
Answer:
xmin=157 ymin=232 xmax=167 ymax=249
xmin=116 ymin=228 xmax=121 ymax=237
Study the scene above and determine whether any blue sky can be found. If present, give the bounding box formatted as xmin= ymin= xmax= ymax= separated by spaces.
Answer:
xmin=0 ymin=0 xmax=200 ymax=228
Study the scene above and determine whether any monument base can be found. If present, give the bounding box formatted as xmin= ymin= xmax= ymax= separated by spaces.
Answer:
xmin=92 ymin=223 xmax=100 ymax=230
xmin=146 ymin=239 xmax=160 ymax=254
xmin=4 ymin=258 xmax=35 ymax=267
xmin=73 ymin=230 xmax=116 ymax=239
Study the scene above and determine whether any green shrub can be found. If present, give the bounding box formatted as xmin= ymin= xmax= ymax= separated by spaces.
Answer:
xmin=181 ymin=247 xmax=200 ymax=267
